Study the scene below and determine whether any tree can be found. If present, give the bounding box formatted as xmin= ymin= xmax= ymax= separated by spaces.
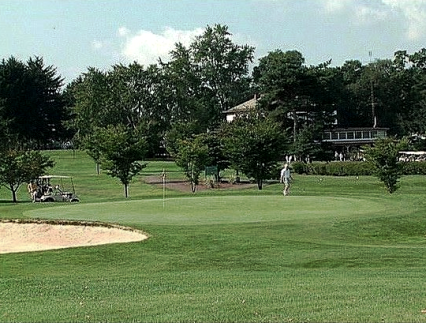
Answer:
xmin=173 ymin=136 xmax=210 ymax=193
xmin=402 ymin=48 xmax=426 ymax=136
xmin=362 ymin=137 xmax=408 ymax=194
xmin=164 ymin=121 xmax=200 ymax=157
xmin=197 ymin=131 xmax=230 ymax=181
xmin=67 ymin=68 xmax=110 ymax=144
xmin=291 ymin=124 xmax=324 ymax=162
xmin=253 ymin=50 xmax=336 ymax=160
xmin=0 ymin=56 xmax=68 ymax=148
xmin=221 ymin=112 xmax=286 ymax=190
xmin=166 ymin=125 xmax=230 ymax=182
xmin=0 ymin=149 xmax=54 ymax=202
xmin=0 ymin=99 xmax=14 ymax=150
xmin=337 ymin=55 xmax=416 ymax=136
xmin=254 ymin=50 xmax=309 ymax=136
xmin=161 ymin=43 xmax=205 ymax=132
xmin=108 ymin=63 xmax=170 ymax=156
xmin=70 ymin=63 xmax=169 ymax=157
xmin=190 ymin=24 xmax=255 ymax=129
xmin=163 ymin=24 xmax=255 ymax=132
xmin=337 ymin=60 xmax=368 ymax=127
xmin=94 ymin=125 xmax=148 ymax=198
xmin=82 ymin=133 xmax=103 ymax=175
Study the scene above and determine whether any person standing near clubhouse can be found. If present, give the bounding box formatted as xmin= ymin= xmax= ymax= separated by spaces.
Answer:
xmin=280 ymin=163 xmax=292 ymax=196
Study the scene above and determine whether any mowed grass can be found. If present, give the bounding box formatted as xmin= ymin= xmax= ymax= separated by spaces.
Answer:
xmin=1 ymin=150 xmax=426 ymax=322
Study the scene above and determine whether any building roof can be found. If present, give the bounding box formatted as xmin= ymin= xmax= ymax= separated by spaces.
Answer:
xmin=325 ymin=127 xmax=389 ymax=131
xmin=223 ymin=97 xmax=258 ymax=114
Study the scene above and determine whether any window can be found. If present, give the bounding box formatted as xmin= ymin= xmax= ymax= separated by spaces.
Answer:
xmin=332 ymin=132 xmax=338 ymax=140
xmin=339 ymin=132 xmax=347 ymax=140
xmin=355 ymin=132 xmax=362 ymax=139
xmin=363 ymin=131 xmax=370 ymax=138
xmin=347 ymin=132 xmax=354 ymax=139
xmin=377 ymin=130 xmax=386 ymax=138
xmin=323 ymin=132 xmax=331 ymax=140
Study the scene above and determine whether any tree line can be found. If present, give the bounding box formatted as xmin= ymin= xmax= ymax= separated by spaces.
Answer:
xmin=1 ymin=24 xmax=426 ymax=199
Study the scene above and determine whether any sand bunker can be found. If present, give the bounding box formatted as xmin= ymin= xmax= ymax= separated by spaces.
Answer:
xmin=0 ymin=220 xmax=148 ymax=254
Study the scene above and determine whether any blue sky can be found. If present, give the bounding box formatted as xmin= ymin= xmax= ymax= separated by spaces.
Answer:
xmin=2 ymin=0 xmax=426 ymax=84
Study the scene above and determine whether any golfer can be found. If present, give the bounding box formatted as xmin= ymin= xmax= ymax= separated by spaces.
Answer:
xmin=280 ymin=163 xmax=292 ymax=196
xmin=27 ymin=181 xmax=38 ymax=202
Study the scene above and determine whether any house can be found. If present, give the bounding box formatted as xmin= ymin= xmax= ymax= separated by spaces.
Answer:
xmin=322 ymin=127 xmax=388 ymax=160
xmin=226 ymin=97 xmax=389 ymax=160
xmin=322 ymin=127 xmax=388 ymax=147
xmin=223 ymin=96 xmax=259 ymax=122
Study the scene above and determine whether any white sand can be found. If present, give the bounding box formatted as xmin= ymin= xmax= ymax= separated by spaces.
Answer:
xmin=0 ymin=221 xmax=148 ymax=254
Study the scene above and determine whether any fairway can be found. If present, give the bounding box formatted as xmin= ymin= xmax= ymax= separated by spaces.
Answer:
xmin=24 ymin=196 xmax=386 ymax=226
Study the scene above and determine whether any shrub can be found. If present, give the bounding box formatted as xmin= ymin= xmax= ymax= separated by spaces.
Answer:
xmin=402 ymin=161 xmax=426 ymax=175
xmin=291 ymin=162 xmax=306 ymax=174
xmin=290 ymin=160 xmax=426 ymax=177
xmin=290 ymin=161 xmax=375 ymax=176
xmin=363 ymin=138 xmax=406 ymax=193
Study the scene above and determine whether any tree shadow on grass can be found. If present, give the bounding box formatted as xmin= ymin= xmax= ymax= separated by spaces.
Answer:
xmin=0 ymin=200 xmax=32 ymax=204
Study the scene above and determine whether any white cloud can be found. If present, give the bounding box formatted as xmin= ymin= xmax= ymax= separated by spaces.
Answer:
xmin=382 ymin=0 xmax=426 ymax=40
xmin=118 ymin=27 xmax=204 ymax=66
xmin=321 ymin=0 xmax=388 ymax=22
xmin=118 ymin=27 xmax=130 ymax=37
xmin=91 ymin=40 xmax=104 ymax=50
xmin=354 ymin=4 xmax=389 ymax=24
xmin=321 ymin=0 xmax=354 ymax=13
xmin=320 ymin=0 xmax=426 ymax=40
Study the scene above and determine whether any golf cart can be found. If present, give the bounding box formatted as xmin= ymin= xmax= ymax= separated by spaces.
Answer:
xmin=34 ymin=175 xmax=80 ymax=202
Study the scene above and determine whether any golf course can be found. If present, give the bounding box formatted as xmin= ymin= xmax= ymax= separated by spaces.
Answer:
xmin=1 ymin=150 xmax=426 ymax=322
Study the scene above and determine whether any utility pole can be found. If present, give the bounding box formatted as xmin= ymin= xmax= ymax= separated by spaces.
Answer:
xmin=369 ymin=51 xmax=377 ymax=128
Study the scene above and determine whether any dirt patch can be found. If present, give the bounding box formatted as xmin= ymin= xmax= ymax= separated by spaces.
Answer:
xmin=144 ymin=175 xmax=256 ymax=192
xmin=0 ymin=220 xmax=148 ymax=254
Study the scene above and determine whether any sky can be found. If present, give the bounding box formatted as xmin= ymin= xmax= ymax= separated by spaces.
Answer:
xmin=2 ymin=0 xmax=426 ymax=84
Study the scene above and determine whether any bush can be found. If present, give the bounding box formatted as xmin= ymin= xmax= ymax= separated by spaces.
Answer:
xmin=402 ymin=162 xmax=426 ymax=175
xmin=291 ymin=161 xmax=375 ymax=176
xmin=291 ymin=162 xmax=306 ymax=174
xmin=291 ymin=161 xmax=426 ymax=177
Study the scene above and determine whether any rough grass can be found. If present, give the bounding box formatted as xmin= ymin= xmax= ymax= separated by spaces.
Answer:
xmin=1 ymin=150 xmax=426 ymax=322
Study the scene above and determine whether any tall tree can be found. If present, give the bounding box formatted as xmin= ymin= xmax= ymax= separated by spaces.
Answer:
xmin=404 ymin=48 xmax=426 ymax=135
xmin=337 ymin=55 xmax=416 ymax=136
xmin=108 ymin=63 xmax=170 ymax=157
xmin=162 ymin=43 xmax=205 ymax=132
xmin=337 ymin=60 xmax=367 ymax=127
xmin=68 ymin=67 xmax=111 ymax=145
xmin=253 ymin=50 xmax=336 ymax=160
xmin=0 ymin=99 xmax=13 ymax=150
xmin=70 ymin=63 xmax=169 ymax=157
xmin=163 ymin=24 xmax=255 ymax=132
xmin=0 ymin=56 xmax=67 ymax=148
xmin=190 ymin=24 xmax=255 ymax=129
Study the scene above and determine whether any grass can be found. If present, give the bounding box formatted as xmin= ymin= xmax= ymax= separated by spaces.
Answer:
xmin=1 ymin=150 xmax=426 ymax=322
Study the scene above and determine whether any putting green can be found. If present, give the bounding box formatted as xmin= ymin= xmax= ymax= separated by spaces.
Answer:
xmin=24 ymin=196 xmax=386 ymax=225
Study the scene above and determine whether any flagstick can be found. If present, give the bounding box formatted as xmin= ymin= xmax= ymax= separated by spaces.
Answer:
xmin=162 ymin=169 xmax=166 ymax=209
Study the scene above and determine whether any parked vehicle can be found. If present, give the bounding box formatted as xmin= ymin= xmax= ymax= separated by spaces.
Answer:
xmin=34 ymin=175 xmax=79 ymax=202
